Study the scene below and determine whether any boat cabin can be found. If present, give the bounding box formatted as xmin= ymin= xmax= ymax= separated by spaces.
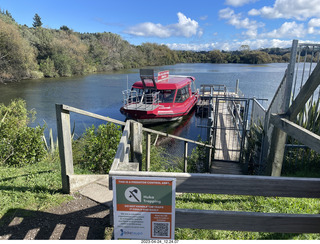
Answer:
xmin=121 ymin=69 xmax=198 ymax=124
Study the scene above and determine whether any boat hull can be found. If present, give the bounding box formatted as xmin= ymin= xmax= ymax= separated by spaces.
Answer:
xmin=121 ymin=96 xmax=198 ymax=124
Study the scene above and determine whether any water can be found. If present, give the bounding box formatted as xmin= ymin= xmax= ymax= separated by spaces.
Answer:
xmin=0 ymin=63 xmax=287 ymax=144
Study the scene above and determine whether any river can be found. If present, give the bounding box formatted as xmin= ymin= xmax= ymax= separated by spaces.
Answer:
xmin=0 ymin=63 xmax=288 ymax=145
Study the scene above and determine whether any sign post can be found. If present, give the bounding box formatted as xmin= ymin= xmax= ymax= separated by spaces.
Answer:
xmin=113 ymin=176 xmax=176 ymax=240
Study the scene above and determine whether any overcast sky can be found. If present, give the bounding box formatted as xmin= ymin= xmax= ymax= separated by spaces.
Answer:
xmin=1 ymin=0 xmax=320 ymax=51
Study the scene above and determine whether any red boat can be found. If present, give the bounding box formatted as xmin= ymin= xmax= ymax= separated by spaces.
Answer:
xmin=121 ymin=69 xmax=199 ymax=124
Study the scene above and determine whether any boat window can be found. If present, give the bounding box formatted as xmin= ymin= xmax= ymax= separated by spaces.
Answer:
xmin=131 ymin=88 xmax=155 ymax=94
xmin=191 ymin=80 xmax=197 ymax=94
xmin=131 ymin=88 xmax=144 ymax=96
xmin=159 ymin=90 xmax=175 ymax=103
xmin=175 ymin=85 xmax=190 ymax=103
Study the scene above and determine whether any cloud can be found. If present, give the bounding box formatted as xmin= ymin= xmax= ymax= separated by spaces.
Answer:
xmin=125 ymin=22 xmax=171 ymax=38
xmin=225 ymin=0 xmax=257 ymax=7
xmin=166 ymin=43 xmax=217 ymax=51
xmin=199 ymin=15 xmax=208 ymax=21
xmin=308 ymin=18 xmax=320 ymax=34
xmin=124 ymin=12 xmax=200 ymax=38
xmin=248 ymin=0 xmax=320 ymax=20
xmin=260 ymin=21 xmax=306 ymax=38
xmin=165 ymin=39 xmax=295 ymax=51
xmin=219 ymin=8 xmax=264 ymax=38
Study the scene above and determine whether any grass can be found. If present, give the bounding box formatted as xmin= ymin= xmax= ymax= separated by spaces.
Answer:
xmin=174 ymin=193 xmax=320 ymax=240
xmin=174 ymin=162 xmax=320 ymax=240
xmin=0 ymin=155 xmax=73 ymax=219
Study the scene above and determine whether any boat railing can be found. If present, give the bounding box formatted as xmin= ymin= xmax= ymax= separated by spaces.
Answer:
xmin=122 ymin=89 xmax=140 ymax=106
xmin=143 ymin=91 xmax=160 ymax=106
xmin=122 ymin=90 xmax=160 ymax=110
xmin=199 ymin=84 xmax=227 ymax=97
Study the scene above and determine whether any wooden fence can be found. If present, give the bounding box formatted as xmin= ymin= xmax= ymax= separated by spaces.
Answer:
xmin=55 ymin=104 xmax=213 ymax=193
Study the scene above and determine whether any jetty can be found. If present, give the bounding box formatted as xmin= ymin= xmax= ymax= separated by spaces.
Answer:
xmin=196 ymin=83 xmax=247 ymax=175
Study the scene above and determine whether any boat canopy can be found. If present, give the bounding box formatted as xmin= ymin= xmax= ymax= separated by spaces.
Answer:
xmin=134 ymin=69 xmax=195 ymax=90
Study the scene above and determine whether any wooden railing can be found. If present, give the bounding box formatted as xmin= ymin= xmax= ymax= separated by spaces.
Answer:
xmin=56 ymin=104 xmax=213 ymax=193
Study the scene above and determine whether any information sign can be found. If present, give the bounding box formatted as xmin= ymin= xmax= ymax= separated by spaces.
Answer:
xmin=157 ymin=70 xmax=169 ymax=82
xmin=113 ymin=176 xmax=176 ymax=240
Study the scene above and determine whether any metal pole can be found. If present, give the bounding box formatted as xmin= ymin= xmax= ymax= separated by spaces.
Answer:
xmin=184 ymin=141 xmax=188 ymax=172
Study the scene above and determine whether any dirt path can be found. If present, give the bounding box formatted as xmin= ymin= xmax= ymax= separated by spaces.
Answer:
xmin=0 ymin=194 xmax=112 ymax=240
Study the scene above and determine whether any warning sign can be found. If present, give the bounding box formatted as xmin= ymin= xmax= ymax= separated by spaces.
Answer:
xmin=113 ymin=177 xmax=176 ymax=240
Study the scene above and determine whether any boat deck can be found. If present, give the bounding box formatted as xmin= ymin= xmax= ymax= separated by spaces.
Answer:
xmin=124 ymin=103 xmax=159 ymax=111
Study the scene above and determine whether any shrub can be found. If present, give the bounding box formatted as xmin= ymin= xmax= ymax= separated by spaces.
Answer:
xmin=0 ymin=99 xmax=46 ymax=166
xmin=73 ymin=123 xmax=122 ymax=173
xmin=39 ymin=57 xmax=57 ymax=77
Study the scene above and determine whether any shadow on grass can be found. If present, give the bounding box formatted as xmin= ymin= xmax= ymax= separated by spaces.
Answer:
xmin=0 ymin=170 xmax=62 ymax=195
xmin=0 ymin=170 xmax=53 ymax=182
xmin=0 ymin=201 xmax=111 ymax=240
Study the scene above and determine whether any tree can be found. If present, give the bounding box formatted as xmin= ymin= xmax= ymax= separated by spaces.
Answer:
xmin=209 ymin=50 xmax=226 ymax=63
xmin=33 ymin=13 xmax=42 ymax=28
xmin=240 ymin=45 xmax=250 ymax=53
xmin=0 ymin=18 xmax=38 ymax=82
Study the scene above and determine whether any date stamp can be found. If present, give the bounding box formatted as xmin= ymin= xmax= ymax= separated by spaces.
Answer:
xmin=140 ymin=240 xmax=179 ymax=244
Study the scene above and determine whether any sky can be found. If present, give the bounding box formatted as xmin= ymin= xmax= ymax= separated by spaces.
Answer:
xmin=1 ymin=0 xmax=320 ymax=51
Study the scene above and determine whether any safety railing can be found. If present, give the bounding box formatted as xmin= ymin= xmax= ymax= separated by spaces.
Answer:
xmin=122 ymin=90 xmax=160 ymax=111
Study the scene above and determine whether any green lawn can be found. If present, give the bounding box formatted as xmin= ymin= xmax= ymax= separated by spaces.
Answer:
xmin=0 ymin=156 xmax=72 ymax=219
xmin=175 ymin=193 xmax=320 ymax=240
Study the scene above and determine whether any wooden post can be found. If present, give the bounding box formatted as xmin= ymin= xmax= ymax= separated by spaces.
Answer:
xmin=286 ymin=61 xmax=320 ymax=120
xmin=268 ymin=40 xmax=298 ymax=176
xmin=130 ymin=121 xmax=143 ymax=170
xmin=184 ymin=141 xmax=188 ymax=172
xmin=235 ymin=79 xmax=239 ymax=95
xmin=146 ymin=132 xmax=151 ymax=171
xmin=56 ymin=104 xmax=74 ymax=193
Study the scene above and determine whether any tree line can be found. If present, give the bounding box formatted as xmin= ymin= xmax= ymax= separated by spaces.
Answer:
xmin=0 ymin=10 xmax=296 ymax=83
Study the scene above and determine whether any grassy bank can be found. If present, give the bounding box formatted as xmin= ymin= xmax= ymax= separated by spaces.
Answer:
xmin=0 ymin=155 xmax=72 ymax=219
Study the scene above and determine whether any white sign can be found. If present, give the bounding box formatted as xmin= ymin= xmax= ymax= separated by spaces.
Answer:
xmin=113 ymin=176 xmax=176 ymax=240
xmin=157 ymin=70 xmax=169 ymax=82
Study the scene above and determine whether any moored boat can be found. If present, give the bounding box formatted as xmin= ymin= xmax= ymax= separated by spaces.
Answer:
xmin=120 ymin=69 xmax=199 ymax=124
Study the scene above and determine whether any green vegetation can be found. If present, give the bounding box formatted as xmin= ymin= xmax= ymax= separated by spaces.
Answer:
xmin=175 ymin=193 xmax=320 ymax=240
xmin=0 ymin=99 xmax=122 ymax=222
xmin=0 ymin=9 xmax=303 ymax=83
xmin=282 ymin=99 xmax=320 ymax=177
xmin=72 ymin=123 xmax=122 ymax=174
xmin=0 ymin=99 xmax=46 ymax=166
xmin=32 ymin=13 xmax=42 ymax=28
xmin=0 ymin=156 xmax=72 ymax=219
xmin=0 ymin=99 xmax=69 ymax=218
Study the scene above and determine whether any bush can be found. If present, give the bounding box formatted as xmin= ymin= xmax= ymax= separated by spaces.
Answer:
xmin=0 ymin=99 xmax=46 ymax=166
xmin=73 ymin=123 xmax=122 ymax=173
xmin=39 ymin=57 xmax=57 ymax=77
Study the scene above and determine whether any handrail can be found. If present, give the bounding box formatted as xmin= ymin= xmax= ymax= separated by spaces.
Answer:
xmin=61 ymin=104 xmax=126 ymax=126
xmin=61 ymin=104 xmax=213 ymax=149
xmin=142 ymin=127 xmax=213 ymax=149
